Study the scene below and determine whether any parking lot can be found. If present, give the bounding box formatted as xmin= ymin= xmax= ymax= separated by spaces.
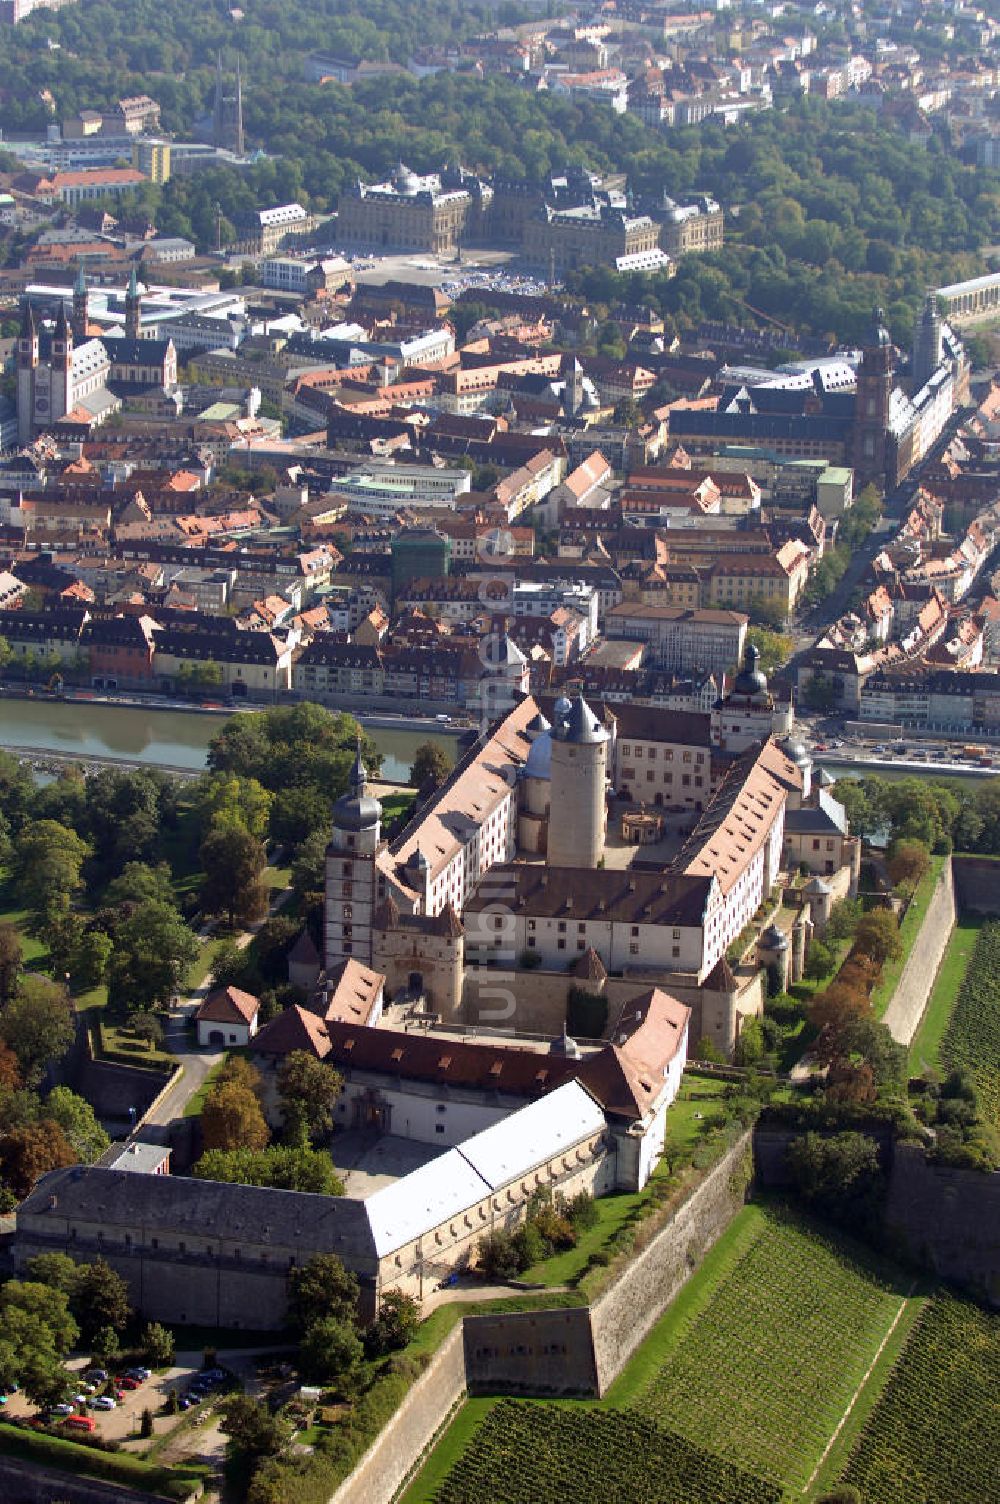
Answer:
xmin=0 ymin=1354 xmax=236 ymax=1446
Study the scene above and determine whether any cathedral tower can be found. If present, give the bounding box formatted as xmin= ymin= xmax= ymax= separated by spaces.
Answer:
xmin=851 ymin=306 xmax=893 ymax=489
xmin=124 ymin=265 xmax=141 ymax=341
xmin=72 ymin=262 xmax=89 ymax=342
xmin=50 ymin=301 xmax=73 ymax=424
xmin=16 ymin=301 xmax=38 ymax=445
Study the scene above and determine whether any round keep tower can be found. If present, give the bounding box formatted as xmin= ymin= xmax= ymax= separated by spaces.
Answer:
xmin=547 ymin=691 xmax=609 ymax=870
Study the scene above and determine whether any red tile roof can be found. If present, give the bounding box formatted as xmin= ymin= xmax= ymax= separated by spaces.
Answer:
xmin=195 ymin=985 xmax=260 ymax=1026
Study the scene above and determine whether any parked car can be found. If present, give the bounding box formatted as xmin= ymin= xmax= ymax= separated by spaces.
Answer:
xmin=51 ymin=1403 xmax=74 ymax=1416
xmin=90 ymin=1396 xmax=116 ymax=1411
xmin=117 ymin=1376 xmax=141 ymax=1391
xmin=83 ymin=1369 xmax=107 ymax=1384
xmin=63 ymin=1415 xmax=95 ymax=1433
xmin=123 ymin=1367 xmax=151 ymax=1381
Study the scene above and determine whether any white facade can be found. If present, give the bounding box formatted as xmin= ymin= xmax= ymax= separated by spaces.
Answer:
xmin=614 ymin=736 xmax=712 ymax=810
xmin=196 ymin=1013 xmax=258 ymax=1048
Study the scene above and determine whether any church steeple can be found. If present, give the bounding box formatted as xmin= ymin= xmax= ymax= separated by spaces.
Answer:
xmin=72 ymin=262 xmax=89 ymax=342
xmin=125 ymin=264 xmax=141 ymax=340
xmin=52 ymin=300 xmax=72 ymax=372
xmin=18 ymin=299 xmax=37 ymax=355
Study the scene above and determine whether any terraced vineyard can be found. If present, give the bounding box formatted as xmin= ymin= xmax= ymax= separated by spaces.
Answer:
xmin=432 ymin=1403 xmax=781 ymax=1504
xmin=413 ymin=1208 xmax=921 ymax=1504
xmin=939 ymin=919 xmax=1000 ymax=1124
xmin=630 ymin=1209 xmax=907 ymax=1490
xmin=840 ymin=1294 xmax=1000 ymax=1504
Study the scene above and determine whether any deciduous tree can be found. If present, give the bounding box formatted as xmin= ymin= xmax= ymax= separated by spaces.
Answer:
xmin=219 ymin=1395 xmax=292 ymax=1460
xmin=142 ymin=1321 xmax=175 ymax=1367
xmin=287 ymin=1253 xmax=359 ymax=1335
xmin=853 ymin=909 xmax=902 ymax=968
xmin=298 ymin=1316 xmax=362 ymax=1388
xmin=72 ymin=1258 xmax=131 ymax=1343
xmin=0 ymin=975 xmax=75 ymax=1085
xmin=410 ymin=741 xmax=453 ymax=791
xmin=11 ymin=819 xmax=89 ymax=926
xmin=0 ymin=1119 xmax=75 ymax=1197
xmin=199 ymin=824 xmax=268 ymax=930
xmin=193 ymin=1145 xmax=341 ymax=1194
xmin=104 ymin=861 xmax=177 ymax=910
xmin=106 ymin=900 xmax=198 ymax=1013
xmin=886 ymin=838 xmax=930 ymax=893
xmin=365 ymin=1289 xmax=420 ymax=1357
xmin=0 ymin=922 xmax=23 ymax=1005
xmin=277 ymin=1051 xmax=342 ymax=1142
xmin=44 ymin=1086 xmax=110 ymax=1163
xmin=201 ymin=1081 xmax=270 ymax=1152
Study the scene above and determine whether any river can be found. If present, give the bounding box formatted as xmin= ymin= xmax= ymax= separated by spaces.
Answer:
xmin=0 ymin=695 xmax=455 ymax=784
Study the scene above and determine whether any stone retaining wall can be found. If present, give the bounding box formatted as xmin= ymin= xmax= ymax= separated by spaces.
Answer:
xmin=0 ymin=1456 xmax=170 ymax=1504
xmin=463 ymin=1307 xmax=597 ymax=1395
xmin=881 ymin=857 xmax=956 ymax=1046
xmin=324 ymin=1135 xmax=752 ymax=1501
xmin=589 ymin=1132 xmax=753 ymax=1393
xmin=328 ymin=1321 xmax=466 ymax=1504
xmin=951 ymin=854 xmax=1000 ymax=915
xmin=755 ymin=1128 xmax=1000 ymax=1309
xmin=884 ymin=1142 xmax=1000 ymax=1307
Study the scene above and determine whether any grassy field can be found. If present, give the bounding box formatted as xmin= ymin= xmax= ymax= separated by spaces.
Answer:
xmin=403 ymin=1205 xmax=924 ymax=1503
xmin=871 ymin=854 xmax=945 ymax=1019
xmin=381 ymin=790 xmax=418 ymax=827
xmin=907 ymin=915 xmax=982 ymax=1075
xmin=0 ymin=870 xmax=49 ymax=967
xmin=840 ymin=1294 xmax=1000 ymax=1504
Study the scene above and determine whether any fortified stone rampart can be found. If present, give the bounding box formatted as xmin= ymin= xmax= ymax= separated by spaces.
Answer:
xmin=881 ymin=856 xmax=955 ymax=1046
xmin=884 ymin=1142 xmax=1000 ymax=1307
xmin=589 ymin=1131 xmax=753 ymax=1392
xmin=328 ymin=1321 xmax=466 ymax=1504
xmin=325 ymin=1133 xmax=752 ymax=1501
xmin=951 ymin=853 xmax=1000 ymax=915
xmin=0 ymin=1457 xmax=169 ymax=1504
xmin=463 ymin=1307 xmax=597 ymax=1395
xmin=754 ymin=1127 xmax=1000 ymax=1308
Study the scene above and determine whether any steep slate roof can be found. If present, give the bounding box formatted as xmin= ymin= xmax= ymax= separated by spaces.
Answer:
xmin=464 ymin=863 xmax=712 ymax=927
xmin=19 ymin=1166 xmax=376 ymax=1265
xmin=287 ymin=929 xmax=321 ymax=967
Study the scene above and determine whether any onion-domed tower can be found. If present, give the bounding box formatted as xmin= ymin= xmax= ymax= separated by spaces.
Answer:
xmin=324 ymin=743 xmax=382 ymax=967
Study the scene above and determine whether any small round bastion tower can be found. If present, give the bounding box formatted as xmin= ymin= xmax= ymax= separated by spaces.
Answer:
xmin=547 ymin=691 xmax=609 ymax=869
